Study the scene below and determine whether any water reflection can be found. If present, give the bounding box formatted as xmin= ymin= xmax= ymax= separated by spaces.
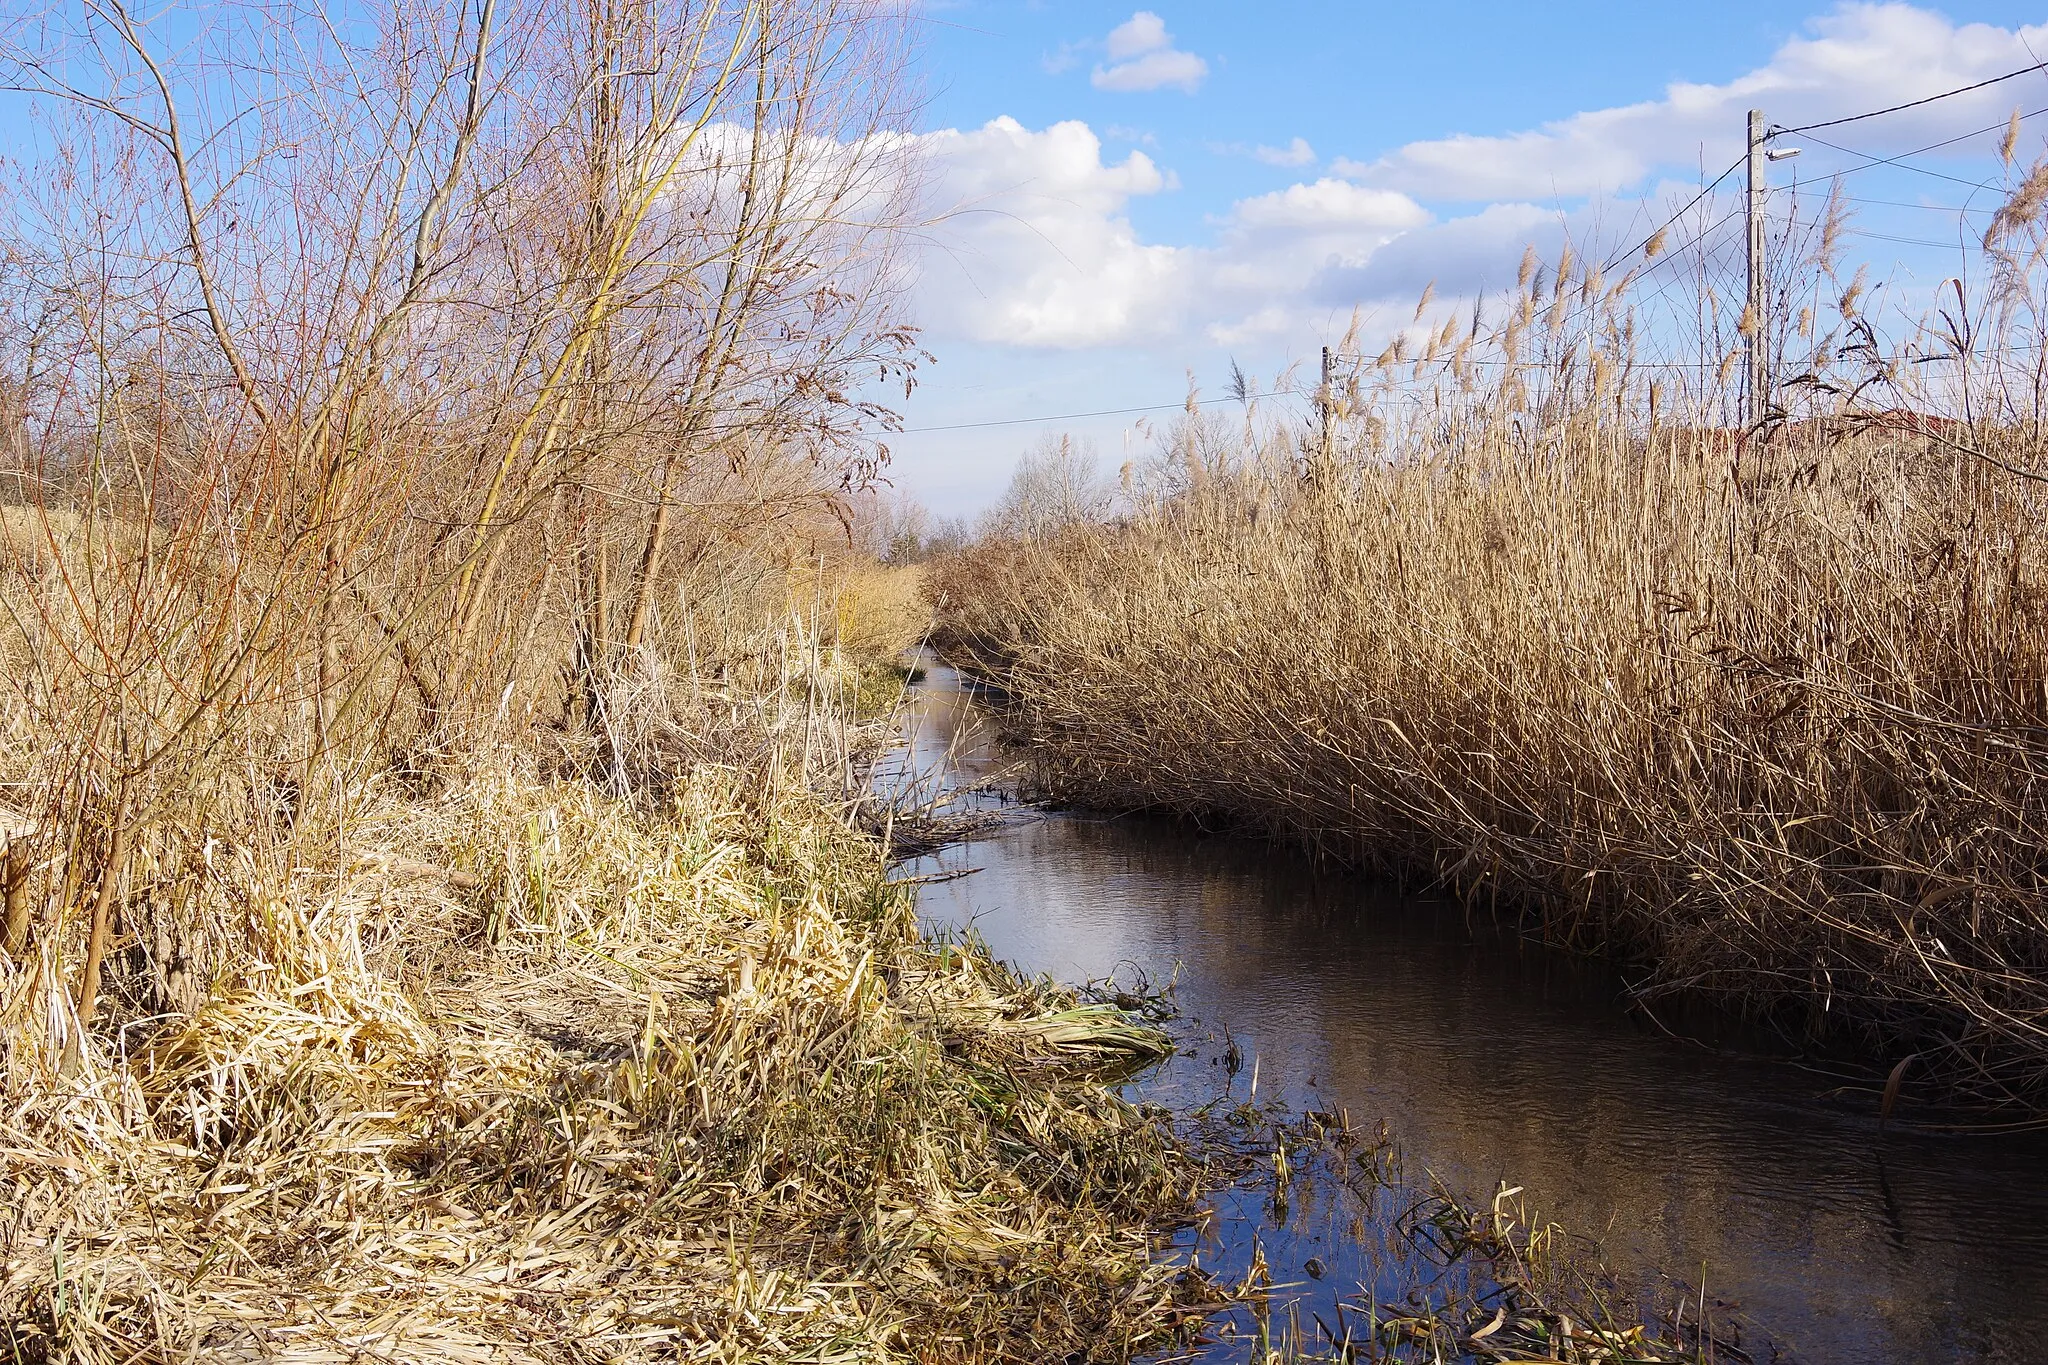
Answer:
xmin=884 ymin=659 xmax=2048 ymax=1364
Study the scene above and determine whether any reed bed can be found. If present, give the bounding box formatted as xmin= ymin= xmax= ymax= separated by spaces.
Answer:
xmin=933 ymin=180 xmax=2048 ymax=1117
xmin=933 ymin=426 xmax=2048 ymax=1115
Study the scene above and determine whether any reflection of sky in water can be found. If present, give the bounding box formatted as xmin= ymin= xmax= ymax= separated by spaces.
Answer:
xmin=890 ymin=658 xmax=2048 ymax=1364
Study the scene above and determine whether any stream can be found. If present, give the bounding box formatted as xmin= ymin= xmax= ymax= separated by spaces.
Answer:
xmin=879 ymin=656 xmax=2048 ymax=1363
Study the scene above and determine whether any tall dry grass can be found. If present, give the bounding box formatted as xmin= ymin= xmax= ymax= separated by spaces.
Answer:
xmin=0 ymin=0 xmax=925 ymax=1058
xmin=0 ymin=3 xmax=1215 ymax=1358
xmin=935 ymin=169 xmax=2048 ymax=1118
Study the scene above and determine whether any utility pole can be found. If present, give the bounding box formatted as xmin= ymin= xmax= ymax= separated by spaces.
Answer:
xmin=1746 ymin=108 xmax=1767 ymax=426
xmin=1319 ymin=345 xmax=1333 ymax=468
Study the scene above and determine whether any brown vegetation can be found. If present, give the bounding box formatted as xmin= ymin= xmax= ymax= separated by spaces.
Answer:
xmin=0 ymin=1 xmax=1207 ymax=1359
xmin=2 ymin=757 xmax=1196 ymax=1361
xmin=934 ymin=170 xmax=2048 ymax=1119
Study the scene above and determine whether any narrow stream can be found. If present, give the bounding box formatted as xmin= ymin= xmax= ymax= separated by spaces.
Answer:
xmin=882 ymin=657 xmax=2048 ymax=1364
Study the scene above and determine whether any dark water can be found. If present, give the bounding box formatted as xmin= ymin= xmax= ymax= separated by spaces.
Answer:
xmin=883 ymin=658 xmax=2048 ymax=1364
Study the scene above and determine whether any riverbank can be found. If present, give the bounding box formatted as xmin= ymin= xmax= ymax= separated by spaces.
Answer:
xmin=2 ymin=748 xmax=1206 ymax=1362
xmin=930 ymin=423 xmax=2048 ymax=1119
xmin=893 ymin=659 xmax=1844 ymax=1364
xmin=0 ymin=518 xmax=1206 ymax=1359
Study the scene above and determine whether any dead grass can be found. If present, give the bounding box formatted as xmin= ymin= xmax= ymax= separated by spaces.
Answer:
xmin=928 ymin=158 xmax=2048 ymax=1116
xmin=1 ymin=753 xmax=1198 ymax=1363
xmin=821 ymin=563 xmax=928 ymax=664
xmin=0 ymin=0 xmax=1212 ymax=1350
xmin=933 ymin=421 xmax=2048 ymax=1117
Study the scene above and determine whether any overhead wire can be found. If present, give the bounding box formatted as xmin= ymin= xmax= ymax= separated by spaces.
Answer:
xmin=1841 ymin=195 xmax=1983 ymax=213
xmin=1804 ymin=129 xmax=2013 ymax=193
xmin=1791 ymin=104 xmax=2048 ymax=197
xmin=897 ymin=391 xmax=1306 ymax=435
xmin=1601 ymin=88 xmax=2048 ymax=279
xmin=1600 ymin=155 xmax=1746 ymax=274
xmin=1774 ymin=60 xmax=2048 ymax=135
xmin=1843 ymin=226 xmax=1978 ymax=251
xmin=897 ymin=60 xmax=2048 ymax=438
xmin=1330 ymin=206 xmax=1740 ymax=377
xmin=1343 ymin=65 xmax=2048 ymax=392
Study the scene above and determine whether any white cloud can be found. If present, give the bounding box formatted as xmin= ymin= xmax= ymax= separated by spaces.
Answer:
xmin=1307 ymin=201 xmax=1562 ymax=306
xmin=915 ymin=121 xmax=1426 ymax=349
xmin=917 ymin=118 xmax=1186 ymax=348
xmin=1094 ymin=48 xmax=1208 ymax=94
xmin=1225 ymin=180 xmax=1428 ymax=236
xmin=1256 ymin=137 xmax=1317 ymax=168
xmin=1202 ymin=180 xmax=1430 ymax=343
xmin=1332 ymin=3 xmax=2048 ymax=200
xmin=895 ymin=4 xmax=2048 ymax=513
xmin=914 ymin=8 xmax=2048 ymax=370
xmin=1090 ymin=11 xmax=1209 ymax=94
xmin=1105 ymin=11 xmax=1171 ymax=61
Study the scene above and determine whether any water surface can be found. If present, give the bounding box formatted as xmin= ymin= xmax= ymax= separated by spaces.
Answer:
xmin=883 ymin=659 xmax=2048 ymax=1364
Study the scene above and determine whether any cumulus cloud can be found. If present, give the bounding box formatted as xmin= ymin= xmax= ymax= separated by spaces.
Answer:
xmin=915 ymin=6 xmax=2048 ymax=362
xmin=1333 ymin=3 xmax=2048 ymax=200
xmin=1225 ymin=180 xmax=1429 ymax=240
xmin=1306 ymin=202 xmax=1562 ymax=306
xmin=1093 ymin=50 xmax=1208 ymax=94
xmin=915 ymin=120 xmax=1426 ymax=349
xmin=917 ymin=118 xmax=1186 ymax=348
xmin=1105 ymin=11 xmax=1171 ymax=60
xmin=1201 ymin=180 xmax=1431 ymax=344
xmin=1090 ymin=11 xmax=1209 ymax=94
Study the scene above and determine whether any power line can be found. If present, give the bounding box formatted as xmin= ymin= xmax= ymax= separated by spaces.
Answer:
xmin=1842 ymin=225 xmax=1978 ymax=251
xmin=918 ymin=74 xmax=2048 ymax=440
xmin=1329 ymin=206 xmax=1739 ymax=378
xmin=1604 ymin=98 xmax=2045 ymax=282
xmin=1600 ymin=73 xmax=2048 ymax=277
xmin=1601 ymin=155 xmax=1746 ymax=273
xmin=1569 ymin=208 xmax=1742 ymax=342
xmin=1841 ymin=194 xmax=1983 ymax=213
xmin=1774 ymin=61 xmax=2048 ymax=135
xmin=1635 ymin=207 xmax=1743 ymax=276
xmin=896 ymin=391 xmax=1302 ymax=435
xmin=1804 ymin=130 xmax=2004 ymax=192
xmin=1833 ymin=191 xmax=1974 ymax=212
xmin=1325 ymin=81 xmax=2048 ymax=412
xmin=1798 ymin=105 xmax=2048 ymax=195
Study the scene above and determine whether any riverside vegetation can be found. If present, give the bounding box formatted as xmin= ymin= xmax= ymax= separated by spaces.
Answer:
xmin=5 ymin=0 xmax=2041 ymax=1355
xmin=935 ymin=163 xmax=2048 ymax=1121
xmin=0 ymin=1 xmax=1211 ymax=1359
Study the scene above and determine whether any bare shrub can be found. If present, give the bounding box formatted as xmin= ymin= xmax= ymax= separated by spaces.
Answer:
xmin=0 ymin=0 xmax=924 ymax=1046
xmin=980 ymin=432 xmax=1115 ymax=540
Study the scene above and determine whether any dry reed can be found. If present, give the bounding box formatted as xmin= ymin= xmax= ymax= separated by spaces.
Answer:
xmin=0 ymin=2 xmax=1217 ymax=1353
xmin=934 ymin=170 xmax=2048 ymax=1118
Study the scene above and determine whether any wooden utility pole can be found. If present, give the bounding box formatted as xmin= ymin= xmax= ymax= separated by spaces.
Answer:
xmin=1319 ymin=345 xmax=1333 ymax=464
xmin=1745 ymin=107 xmax=1767 ymax=426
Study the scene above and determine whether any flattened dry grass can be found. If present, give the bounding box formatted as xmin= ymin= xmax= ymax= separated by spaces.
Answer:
xmin=0 ymin=762 xmax=1195 ymax=1363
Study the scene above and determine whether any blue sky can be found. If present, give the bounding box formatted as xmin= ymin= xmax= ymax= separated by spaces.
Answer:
xmin=889 ymin=2 xmax=2048 ymax=513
